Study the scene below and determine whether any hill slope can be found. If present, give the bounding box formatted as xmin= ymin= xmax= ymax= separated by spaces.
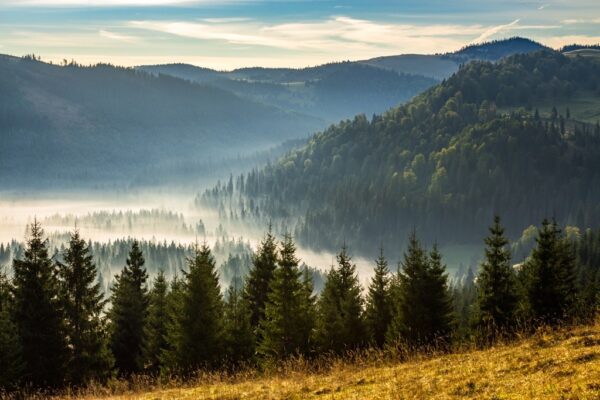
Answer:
xmin=361 ymin=37 xmax=548 ymax=79
xmin=88 ymin=321 xmax=600 ymax=399
xmin=139 ymin=62 xmax=437 ymax=122
xmin=0 ymin=55 xmax=323 ymax=187
xmin=210 ymin=50 xmax=600 ymax=254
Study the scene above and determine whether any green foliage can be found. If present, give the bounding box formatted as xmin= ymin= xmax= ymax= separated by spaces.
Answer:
xmin=108 ymin=241 xmax=149 ymax=376
xmin=11 ymin=221 xmax=67 ymax=388
xmin=0 ymin=270 xmax=24 ymax=389
xmin=144 ymin=271 xmax=170 ymax=373
xmin=243 ymin=227 xmax=278 ymax=334
xmin=163 ymin=244 xmax=224 ymax=374
xmin=476 ymin=217 xmax=519 ymax=336
xmin=57 ymin=230 xmax=112 ymax=385
xmin=223 ymin=283 xmax=254 ymax=365
xmin=258 ymin=234 xmax=310 ymax=358
xmin=388 ymin=233 xmax=453 ymax=347
xmin=522 ymin=219 xmax=578 ymax=324
xmin=316 ymin=245 xmax=366 ymax=353
xmin=364 ymin=248 xmax=392 ymax=347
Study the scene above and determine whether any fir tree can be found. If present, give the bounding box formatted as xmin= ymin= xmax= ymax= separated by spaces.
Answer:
xmin=298 ymin=266 xmax=317 ymax=354
xmin=316 ymin=245 xmax=366 ymax=353
xmin=144 ymin=271 xmax=169 ymax=373
xmin=57 ymin=230 xmax=112 ymax=385
xmin=223 ymin=281 xmax=254 ymax=365
xmin=108 ymin=241 xmax=149 ymax=376
xmin=365 ymin=248 xmax=392 ymax=347
xmin=11 ymin=221 xmax=67 ymax=387
xmin=387 ymin=233 xmax=453 ymax=347
xmin=164 ymin=244 xmax=224 ymax=374
xmin=476 ymin=216 xmax=519 ymax=337
xmin=159 ymin=274 xmax=184 ymax=375
xmin=0 ymin=269 xmax=24 ymax=389
xmin=243 ymin=227 xmax=278 ymax=332
xmin=524 ymin=219 xmax=577 ymax=324
xmin=258 ymin=234 xmax=308 ymax=358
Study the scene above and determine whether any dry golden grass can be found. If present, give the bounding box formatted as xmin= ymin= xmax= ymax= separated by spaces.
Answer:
xmin=74 ymin=322 xmax=600 ymax=400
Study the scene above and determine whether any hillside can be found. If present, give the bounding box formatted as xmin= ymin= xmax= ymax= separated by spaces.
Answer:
xmin=80 ymin=321 xmax=600 ymax=399
xmin=0 ymin=55 xmax=323 ymax=187
xmin=139 ymin=62 xmax=436 ymax=122
xmin=205 ymin=50 xmax=600 ymax=255
xmin=361 ymin=37 xmax=547 ymax=79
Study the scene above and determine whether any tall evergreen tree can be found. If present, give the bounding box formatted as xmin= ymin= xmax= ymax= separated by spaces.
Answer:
xmin=524 ymin=219 xmax=577 ymax=323
xmin=223 ymin=281 xmax=254 ymax=365
xmin=387 ymin=233 xmax=453 ymax=347
xmin=144 ymin=271 xmax=169 ymax=373
xmin=11 ymin=221 xmax=67 ymax=387
xmin=298 ymin=266 xmax=317 ymax=355
xmin=108 ymin=241 xmax=149 ymax=376
xmin=57 ymin=230 xmax=112 ymax=385
xmin=316 ymin=245 xmax=366 ymax=353
xmin=476 ymin=216 xmax=519 ymax=337
xmin=0 ymin=269 xmax=24 ymax=389
xmin=258 ymin=234 xmax=308 ymax=358
xmin=164 ymin=244 xmax=224 ymax=374
xmin=243 ymin=227 xmax=278 ymax=332
xmin=364 ymin=248 xmax=392 ymax=347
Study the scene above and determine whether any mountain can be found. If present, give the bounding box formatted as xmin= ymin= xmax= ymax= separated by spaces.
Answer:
xmin=138 ymin=62 xmax=437 ymax=122
xmin=206 ymin=50 xmax=600 ymax=255
xmin=0 ymin=55 xmax=323 ymax=187
xmin=361 ymin=37 xmax=548 ymax=79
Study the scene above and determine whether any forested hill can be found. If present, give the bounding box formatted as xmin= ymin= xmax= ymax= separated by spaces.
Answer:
xmin=204 ymin=50 xmax=600 ymax=255
xmin=139 ymin=62 xmax=437 ymax=122
xmin=0 ymin=55 xmax=323 ymax=187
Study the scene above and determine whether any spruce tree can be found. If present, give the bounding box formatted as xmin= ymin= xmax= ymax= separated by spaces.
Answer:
xmin=0 ymin=270 xmax=24 ymax=389
xmin=58 ymin=230 xmax=112 ymax=385
xmin=243 ymin=227 xmax=278 ymax=332
xmin=364 ymin=248 xmax=392 ymax=348
xmin=298 ymin=266 xmax=317 ymax=355
xmin=258 ymin=234 xmax=308 ymax=358
xmin=223 ymin=282 xmax=254 ymax=365
xmin=11 ymin=221 xmax=67 ymax=387
xmin=165 ymin=244 xmax=224 ymax=374
xmin=144 ymin=271 xmax=169 ymax=373
xmin=108 ymin=241 xmax=149 ymax=376
xmin=476 ymin=216 xmax=519 ymax=337
xmin=387 ymin=233 xmax=453 ymax=347
xmin=524 ymin=219 xmax=577 ymax=324
xmin=159 ymin=274 xmax=184 ymax=375
xmin=316 ymin=245 xmax=365 ymax=353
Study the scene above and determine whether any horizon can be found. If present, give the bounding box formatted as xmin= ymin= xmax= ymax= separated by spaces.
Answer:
xmin=1 ymin=0 xmax=599 ymax=69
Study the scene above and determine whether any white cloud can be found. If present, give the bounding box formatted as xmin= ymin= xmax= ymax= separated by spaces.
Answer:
xmin=99 ymin=30 xmax=139 ymax=43
xmin=129 ymin=16 xmax=489 ymax=55
xmin=471 ymin=19 xmax=520 ymax=44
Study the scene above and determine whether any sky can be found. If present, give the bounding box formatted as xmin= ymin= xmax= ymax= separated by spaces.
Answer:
xmin=0 ymin=0 xmax=599 ymax=70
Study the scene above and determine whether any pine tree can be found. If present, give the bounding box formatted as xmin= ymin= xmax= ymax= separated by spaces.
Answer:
xmin=364 ymin=247 xmax=392 ymax=347
xmin=0 ymin=269 xmax=24 ymax=389
xmin=108 ymin=241 xmax=149 ymax=376
xmin=298 ymin=266 xmax=317 ymax=354
xmin=159 ymin=274 xmax=184 ymax=375
xmin=164 ymin=244 xmax=224 ymax=374
xmin=57 ymin=230 xmax=112 ymax=385
xmin=11 ymin=221 xmax=67 ymax=387
xmin=243 ymin=227 xmax=278 ymax=332
xmin=387 ymin=233 xmax=453 ymax=347
xmin=524 ymin=219 xmax=577 ymax=324
xmin=476 ymin=216 xmax=519 ymax=337
xmin=258 ymin=234 xmax=308 ymax=358
xmin=144 ymin=271 xmax=169 ymax=374
xmin=223 ymin=282 xmax=254 ymax=365
xmin=316 ymin=245 xmax=366 ymax=353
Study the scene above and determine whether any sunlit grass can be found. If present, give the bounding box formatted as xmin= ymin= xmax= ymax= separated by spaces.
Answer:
xmin=62 ymin=320 xmax=600 ymax=400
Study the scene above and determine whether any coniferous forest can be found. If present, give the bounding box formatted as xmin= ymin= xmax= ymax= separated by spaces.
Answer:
xmin=1 ymin=216 xmax=599 ymax=392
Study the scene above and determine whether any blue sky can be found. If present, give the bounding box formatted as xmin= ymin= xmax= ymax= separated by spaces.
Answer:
xmin=0 ymin=0 xmax=598 ymax=69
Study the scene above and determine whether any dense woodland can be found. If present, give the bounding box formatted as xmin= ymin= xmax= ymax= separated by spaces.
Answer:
xmin=0 ymin=216 xmax=599 ymax=392
xmin=200 ymin=51 xmax=600 ymax=255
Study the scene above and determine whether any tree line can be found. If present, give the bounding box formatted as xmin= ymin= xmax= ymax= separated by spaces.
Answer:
xmin=0 ymin=216 xmax=598 ymax=392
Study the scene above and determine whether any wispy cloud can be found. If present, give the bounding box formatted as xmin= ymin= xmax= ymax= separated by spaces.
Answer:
xmin=471 ymin=19 xmax=520 ymax=44
xmin=99 ymin=30 xmax=139 ymax=43
xmin=129 ymin=16 xmax=488 ymax=55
